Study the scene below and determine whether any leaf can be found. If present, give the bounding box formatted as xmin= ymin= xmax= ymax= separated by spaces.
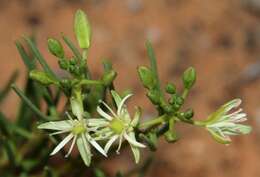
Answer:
xmin=0 ymin=112 xmax=11 ymax=136
xmin=145 ymin=41 xmax=161 ymax=93
xmin=12 ymin=84 xmax=50 ymax=121
xmin=24 ymin=37 xmax=58 ymax=80
xmin=15 ymin=41 xmax=35 ymax=70
xmin=62 ymin=34 xmax=82 ymax=62
xmin=94 ymin=168 xmax=106 ymax=177
xmin=0 ymin=70 xmax=19 ymax=104
xmin=1 ymin=139 xmax=17 ymax=167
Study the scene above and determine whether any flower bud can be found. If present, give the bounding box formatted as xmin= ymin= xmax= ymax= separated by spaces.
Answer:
xmin=138 ymin=66 xmax=156 ymax=90
xmin=184 ymin=108 xmax=194 ymax=119
xmin=164 ymin=131 xmax=178 ymax=143
xmin=29 ymin=70 xmax=58 ymax=85
xmin=165 ymin=83 xmax=176 ymax=94
xmin=74 ymin=9 xmax=91 ymax=49
xmin=102 ymin=70 xmax=117 ymax=86
xmin=182 ymin=67 xmax=196 ymax=89
xmin=164 ymin=119 xmax=178 ymax=143
xmin=58 ymin=59 xmax=69 ymax=70
xmin=139 ymin=132 xmax=157 ymax=151
xmin=47 ymin=38 xmax=64 ymax=58
xmin=147 ymin=90 xmax=160 ymax=104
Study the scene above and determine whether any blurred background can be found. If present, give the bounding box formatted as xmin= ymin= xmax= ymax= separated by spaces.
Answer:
xmin=0 ymin=0 xmax=260 ymax=177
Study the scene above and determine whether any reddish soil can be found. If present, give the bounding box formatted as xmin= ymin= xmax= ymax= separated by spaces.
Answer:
xmin=0 ymin=0 xmax=260 ymax=177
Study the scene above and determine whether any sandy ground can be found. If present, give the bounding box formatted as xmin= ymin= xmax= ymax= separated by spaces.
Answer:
xmin=0 ymin=0 xmax=260 ymax=176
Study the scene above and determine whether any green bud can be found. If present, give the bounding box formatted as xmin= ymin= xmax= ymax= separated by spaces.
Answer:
xmin=74 ymin=9 xmax=91 ymax=49
xmin=182 ymin=67 xmax=196 ymax=89
xmin=139 ymin=132 xmax=157 ymax=151
xmin=184 ymin=108 xmax=194 ymax=119
xmin=165 ymin=83 xmax=176 ymax=94
xmin=162 ymin=105 xmax=173 ymax=114
xmin=47 ymin=38 xmax=64 ymax=58
xmin=29 ymin=70 xmax=58 ymax=85
xmin=164 ymin=119 xmax=178 ymax=143
xmin=138 ymin=66 xmax=156 ymax=89
xmin=176 ymin=96 xmax=184 ymax=106
xmin=147 ymin=90 xmax=160 ymax=104
xmin=164 ymin=130 xmax=178 ymax=143
xmin=169 ymin=93 xmax=183 ymax=106
xmin=70 ymin=97 xmax=83 ymax=119
xmin=102 ymin=70 xmax=117 ymax=86
xmin=58 ymin=59 xmax=69 ymax=70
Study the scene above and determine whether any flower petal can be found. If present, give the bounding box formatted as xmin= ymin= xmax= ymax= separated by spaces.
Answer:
xmin=65 ymin=135 xmax=77 ymax=158
xmin=86 ymin=134 xmax=107 ymax=157
xmin=77 ymin=134 xmax=91 ymax=166
xmin=104 ymin=135 xmax=119 ymax=153
xmin=50 ymin=133 xmax=74 ymax=156
xmin=117 ymin=94 xmax=133 ymax=116
xmin=111 ymin=90 xmax=122 ymax=108
xmin=87 ymin=118 xmax=109 ymax=127
xmin=101 ymin=101 xmax=117 ymax=117
xmin=124 ymin=132 xmax=146 ymax=148
xmin=128 ymin=132 xmax=141 ymax=163
xmin=131 ymin=107 xmax=142 ymax=127
xmin=38 ymin=120 xmax=73 ymax=131
xmin=207 ymin=128 xmax=231 ymax=144
xmin=97 ymin=106 xmax=113 ymax=121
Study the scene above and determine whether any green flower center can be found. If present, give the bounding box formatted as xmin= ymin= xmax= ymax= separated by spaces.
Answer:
xmin=72 ymin=121 xmax=86 ymax=135
xmin=110 ymin=118 xmax=125 ymax=134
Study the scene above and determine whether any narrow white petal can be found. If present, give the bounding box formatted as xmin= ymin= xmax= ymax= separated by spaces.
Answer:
xmin=87 ymin=118 xmax=109 ymax=127
xmin=97 ymin=106 xmax=113 ymax=121
xmin=124 ymin=133 xmax=146 ymax=148
xmin=128 ymin=132 xmax=141 ymax=163
xmin=86 ymin=134 xmax=107 ymax=157
xmin=104 ymin=135 xmax=119 ymax=153
xmin=38 ymin=120 xmax=73 ymax=131
xmin=101 ymin=101 xmax=117 ymax=117
xmin=111 ymin=90 xmax=122 ymax=108
xmin=65 ymin=135 xmax=77 ymax=158
xmin=50 ymin=129 xmax=70 ymax=136
xmin=117 ymin=94 xmax=133 ymax=115
xmin=116 ymin=134 xmax=124 ymax=154
xmin=77 ymin=134 xmax=91 ymax=166
xmin=50 ymin=133 xmax=74 ymax=156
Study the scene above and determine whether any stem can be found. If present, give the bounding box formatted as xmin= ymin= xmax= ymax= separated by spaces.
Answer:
xmin=139 ymin=115 xmax=166 ymax=130
xmin=79 ymin=79 xmax=103 ymax=86
xmin=182 ymin=88 xmax=189 ymax=99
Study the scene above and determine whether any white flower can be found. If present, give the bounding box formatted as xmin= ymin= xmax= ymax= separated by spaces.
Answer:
xmin=38 ymin=98 xmax=107 ymax=166
xmin=89 ymin=90 xmax=145 ymax=163
xmin=202 ymin=99 xmax=251 ymax=144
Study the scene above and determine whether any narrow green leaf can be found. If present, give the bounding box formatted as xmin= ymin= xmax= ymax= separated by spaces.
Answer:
xmin=2 ymin=139 xmax=16 ymax=167
xmin=145 ymin=41 xmax=161 ymax=92
xmin=62 ymin=34 xmax=82 ymax=62
xmin=12 ymin=84 xmax=50 ymax=121
xmin=0 ymin=112 xmax=11 ymax=136
xmin=11 ymin=124 xmax=33 ymax=139
xmin=15 ymin=41 xmax=35 ymax=70
xmin=94 ymin=168 xmax=106 ymax=177
xmin=0 ymin=70 xmax=19 ymax=103
xmin=24 ymin=37 xmax=58 ymax=80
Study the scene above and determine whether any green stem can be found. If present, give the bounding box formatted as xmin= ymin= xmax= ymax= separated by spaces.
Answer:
xmin=139 ymin=115 xmax=166 ymax=130
xmin=79 ymin=79 xmax=103 ymax=86
xmin=182 ymin=88 xmax=189 ymax=99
